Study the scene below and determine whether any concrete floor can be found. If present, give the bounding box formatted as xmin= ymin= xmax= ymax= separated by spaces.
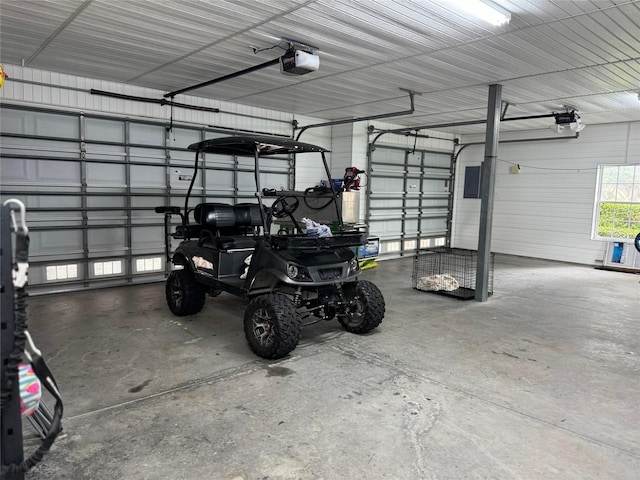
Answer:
xmin=23 ymin=255 xmax=639 ymax=480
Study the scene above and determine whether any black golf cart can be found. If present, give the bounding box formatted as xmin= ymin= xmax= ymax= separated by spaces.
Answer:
xmin=156 ymin=135 xmax=384 ymax=359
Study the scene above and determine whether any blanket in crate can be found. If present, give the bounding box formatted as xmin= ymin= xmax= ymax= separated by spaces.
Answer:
xmin=416 ymin=274 xmax=460 ymax=292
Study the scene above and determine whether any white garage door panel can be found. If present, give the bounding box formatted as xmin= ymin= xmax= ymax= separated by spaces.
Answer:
xmin=21 ymin=194 xmax=81 ymax=210
xmin=38 ymin=160 xmax=80 ymax=184
xmin=405 ymin=219 xmax=419 ymax=234
xmin=36 ymin=115 xmax=78 ymax=138
xmin=372 ymin=199 xmax=404 ymax=210
xmin=87 ymin=196 xmax=126 ymax=209
xmin=131 ymin=165 xmax=165 ymax=188
xmin=86 ymin=162 xmax=126 ymax=186
xmin=27 ymin=210 xmax=81 ymax=224
xmin=2 ymin=158 xmax=31 ymax=183
xmin=205 ymin=169 xmax=234 ymax=191
xmin=205 ymin=153 xmax=234 ymax=169
xmin=86 ymin=210 xmax=127 ymax=225
xmin=2 ymin=109 xmax=78 ymax=138
xmin=88 ymin=198 xmax=127 ymax=225
xmin=423 ymin=178 xmax=446 ymax=191
xmin=372 ymin=176 xmax=405 ymax=192
xmin=168 ymin=127 xmax=201 ymax=148
xmin=374 ymin=148 xmax=405 ymax=163
xmin=170 ymin=168 xmax=203 ymax=191
xmin=85 ymin=144 xmax=125 ymax=161
xmin=131 ymin=226 xmax=164 ymax=255
xmin=32 ymin=230 xmax=84 ymax=253
xmin=88 ymin=228 xmax=126 ymax=253
xmin=85 ymin=118 xmax=124 ymax=143
xmin=129 ymin=147 xmax=164 ymax=164
xmin=376 ymin=219 xmax=403 ymax=235
xmin=237 ymin=171 xmax=288 ymax=193
xmin=170 ymin=150 xmax=196 ymax=166
xmin=130 ymin=123 xmax=165 ymax=145
xmin=3 ymin=158 xmax=80 ymax=184
xmin=422 ymin=218 xmax=447 ymax=230
xmin=2 ymin=137 xmax=79 ymax=159
xmin=238 ymin=156 xmax=288 ymax=171
xmin=131 ymin=196 xmax=162 ymax=223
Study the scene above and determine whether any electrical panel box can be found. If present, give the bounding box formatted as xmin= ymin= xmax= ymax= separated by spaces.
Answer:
xmin=463 ymin=165 xmax=482 ymax=198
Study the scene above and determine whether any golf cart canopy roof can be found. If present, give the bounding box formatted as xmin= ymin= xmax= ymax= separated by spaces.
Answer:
xmin=188 ymin=135 xmax=329 ymax=156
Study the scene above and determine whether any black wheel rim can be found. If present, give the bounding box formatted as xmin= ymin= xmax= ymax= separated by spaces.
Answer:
xmin=169 ymin=275 xmax=183 ymax=309
xmin=252 ymin=307 xmax=275 ymax=347
xmin=344 ymin=295 xmax=365 ymax=327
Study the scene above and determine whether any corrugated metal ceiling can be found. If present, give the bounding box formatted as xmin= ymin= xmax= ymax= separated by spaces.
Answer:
xmin=1 ymin=0 xmax=638 ymax=134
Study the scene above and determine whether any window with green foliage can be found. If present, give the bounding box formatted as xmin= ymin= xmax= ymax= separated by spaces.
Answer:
xmin=594 ymin=165 xmax=640 ymax=240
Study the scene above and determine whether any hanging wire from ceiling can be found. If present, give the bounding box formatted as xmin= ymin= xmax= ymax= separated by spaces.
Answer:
xmin=497 ymin=158 xmax=640 ymax=172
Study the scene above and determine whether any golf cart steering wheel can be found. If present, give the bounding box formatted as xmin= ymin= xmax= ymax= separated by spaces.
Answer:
xmin=272 ymin=196 xmax=300 ymax=219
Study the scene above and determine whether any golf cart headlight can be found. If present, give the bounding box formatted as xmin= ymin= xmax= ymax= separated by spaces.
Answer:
xmin=287 ymin=264 xmax=299 ymax=279
xmin=349 ymin=257 xmax=359 ymax=274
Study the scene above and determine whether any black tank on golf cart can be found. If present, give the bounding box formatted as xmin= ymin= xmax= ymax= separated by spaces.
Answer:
xmin=156 ymin=135 xmax=385 ymax=359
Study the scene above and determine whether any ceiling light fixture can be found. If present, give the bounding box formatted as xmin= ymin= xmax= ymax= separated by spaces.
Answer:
xmin=447 ymin=0 xmax=511 ymax=26
xmin=550 ymin=107 xmax=586 ymax=133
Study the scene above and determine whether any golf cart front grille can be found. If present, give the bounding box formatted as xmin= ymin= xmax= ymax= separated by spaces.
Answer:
xmin=318 ymin=267 xmax=343 ymax=280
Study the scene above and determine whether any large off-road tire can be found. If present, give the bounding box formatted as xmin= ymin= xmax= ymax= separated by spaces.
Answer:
xmin=339 ymin=280 xmax=385 ymax=334
xmin=165 ymin=269 xmax=206 ymax=316
xmin=244 ymin=293 xmax=302 ymax=359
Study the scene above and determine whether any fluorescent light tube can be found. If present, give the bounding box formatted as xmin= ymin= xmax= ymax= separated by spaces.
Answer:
xmin=447 ymin=0 xmax=511 ymax=26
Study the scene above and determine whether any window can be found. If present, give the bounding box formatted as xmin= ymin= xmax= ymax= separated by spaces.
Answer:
xmin=93 ymin=260 xmax=123 ymax=276
xmin=135 ymin=257 xmax=163 ymax=273
xmin=46 ymin=264 xmax=78 ymax=281
xmin=594 ymin=165 xmax=640 ymax=240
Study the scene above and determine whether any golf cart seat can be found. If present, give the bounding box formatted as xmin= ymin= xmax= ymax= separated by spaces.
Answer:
xmin=195 ymin=203 xmax=265 ymax=250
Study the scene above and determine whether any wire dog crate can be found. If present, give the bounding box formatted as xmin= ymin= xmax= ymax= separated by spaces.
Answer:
xmin=412 ymin=247 xmax=494 ymax=300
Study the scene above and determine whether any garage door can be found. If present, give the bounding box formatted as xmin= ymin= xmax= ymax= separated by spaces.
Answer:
xmin=0 ymin=105 xmax=293 ymax=293
xmin=367 ymin=145 xmax=452 ymax=258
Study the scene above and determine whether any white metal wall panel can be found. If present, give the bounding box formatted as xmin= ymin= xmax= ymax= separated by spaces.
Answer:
xmin=452 ymin=122 xmax=640 ymax=264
